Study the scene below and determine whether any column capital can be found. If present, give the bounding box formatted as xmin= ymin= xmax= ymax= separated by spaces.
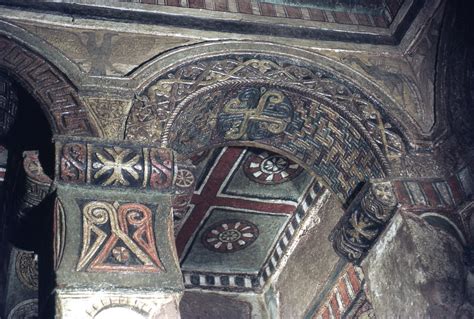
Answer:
xmin=55 ymin=137 xmax=173 ymax=192
xmin=52 ymin=137 xmax=193 ymax=318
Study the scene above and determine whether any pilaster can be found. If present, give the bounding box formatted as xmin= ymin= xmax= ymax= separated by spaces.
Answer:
xmin=52 ymin=137 xmax=193 ymax=318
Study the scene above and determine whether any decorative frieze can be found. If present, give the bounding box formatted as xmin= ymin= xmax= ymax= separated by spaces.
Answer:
xmin=0 ymin=37 xmax=97 ymax=136
xmin=311 ymin=264 xmax=365 ymax=319
xmin=56 ymin=139 xmax=175 ymax=191
xmin=392 ymin=166 xmax=473 ymax=211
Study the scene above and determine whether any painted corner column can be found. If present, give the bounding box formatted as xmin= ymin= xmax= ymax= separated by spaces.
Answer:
xmin=53 ymin=137 xmax=193 ymax=319
xmin=4 ymin=151 xmax=51 ymax=318
xmin=360 ymin=173 xmax=474 ymax=318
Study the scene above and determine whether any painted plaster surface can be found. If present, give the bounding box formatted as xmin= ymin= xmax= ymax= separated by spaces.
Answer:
xmin=56 ymin=290 xmax=181 ymax=319
xmin=0 ymin=1 xmax=473 ymax=318
xmin=18 ymin=23 xmax=197 ymax=77
xmin=180 ymin=291 xmax=252 ymax=319
xmin=222 ymin=149 xmax=312 ymax=201
xmin=54 ymin=186 xmax=183 ymax=292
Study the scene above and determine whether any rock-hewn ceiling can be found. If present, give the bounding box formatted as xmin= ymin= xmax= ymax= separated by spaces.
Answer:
xmin=176 ymin=146 xmax=321 ymax=291
xmin=1 ymin=0 xmax=465 ymax=318
xmin=2 ymin=0 xmax=416 ymax=44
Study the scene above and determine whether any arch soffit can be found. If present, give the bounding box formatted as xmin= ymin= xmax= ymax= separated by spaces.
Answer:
xmin=0 ymin=23 xmax=99 ymax=137
xmin=167 ymin=80 xmax=390 ymax=202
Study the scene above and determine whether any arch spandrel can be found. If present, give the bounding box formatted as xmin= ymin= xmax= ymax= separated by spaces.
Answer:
xmin=0 ymin=36 xmax=100 ymax=137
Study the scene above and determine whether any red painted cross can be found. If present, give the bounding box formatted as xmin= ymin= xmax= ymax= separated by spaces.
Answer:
xmin=176 ymin=147 xmax=297 ymax=256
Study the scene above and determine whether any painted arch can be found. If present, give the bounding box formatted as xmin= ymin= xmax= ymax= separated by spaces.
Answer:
xmin=124 ymin=44 xmax=412 ymax=202
xmin=0 ymin=36 xmax=99 ymax=136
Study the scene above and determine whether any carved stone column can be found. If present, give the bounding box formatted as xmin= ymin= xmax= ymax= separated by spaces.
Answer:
xmin=52 ymin=137 xmax=192 ymax=318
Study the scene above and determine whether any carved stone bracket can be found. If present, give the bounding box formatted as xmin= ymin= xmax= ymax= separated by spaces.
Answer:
xmin=10 ymin=151 xmax=53 ymax=227
xmin=331 ymin=180 xmax=398 ymax=263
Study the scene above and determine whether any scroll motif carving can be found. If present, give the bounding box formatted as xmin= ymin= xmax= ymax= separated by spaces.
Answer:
xmin=331 ymin=181 xmax=398 ymax=262
xmin=15 ymin=250 xmax=38 ymax=290
xmin=149 ymin=148 xmax=173 ymax=190
xmin=77 ymin=201 xmax=164 ymax=272
xmin=60 ymin=143 xmax=87 ymax=183
xmin=7 ymin=299 xmax=38 ymax=319
xmin=57 ymin=140 xmax=174 ymax=191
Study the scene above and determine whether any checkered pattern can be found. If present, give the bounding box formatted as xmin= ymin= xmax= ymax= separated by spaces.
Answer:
xmin=312 ymin=264 xmax=364 ymax=319
xmin=118 ymin=0 xmax=403 ymax=27
xmin=393 ymin=166 xmax=473 ymax=211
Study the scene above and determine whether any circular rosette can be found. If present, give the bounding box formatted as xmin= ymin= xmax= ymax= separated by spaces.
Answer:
xmin=244 ymin=151 xmax=302 ymax=184
xmin=15 ymin=251 xmax=38 ymax=290
xmin=201 ymin=219 xmax=259 ymax=253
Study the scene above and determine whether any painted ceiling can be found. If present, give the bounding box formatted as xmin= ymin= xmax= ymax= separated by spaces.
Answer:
xmin=261 ymin=0 xmax=391 ymax=13
xmin=115 ymin=0 xmax=405 ymax=27
xmin=175 ymin=146 xmax=325 ymax=291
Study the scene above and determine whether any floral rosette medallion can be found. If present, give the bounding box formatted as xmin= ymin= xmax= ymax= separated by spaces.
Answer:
xmin=201 ymin=219 xmax=259 ymax=253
